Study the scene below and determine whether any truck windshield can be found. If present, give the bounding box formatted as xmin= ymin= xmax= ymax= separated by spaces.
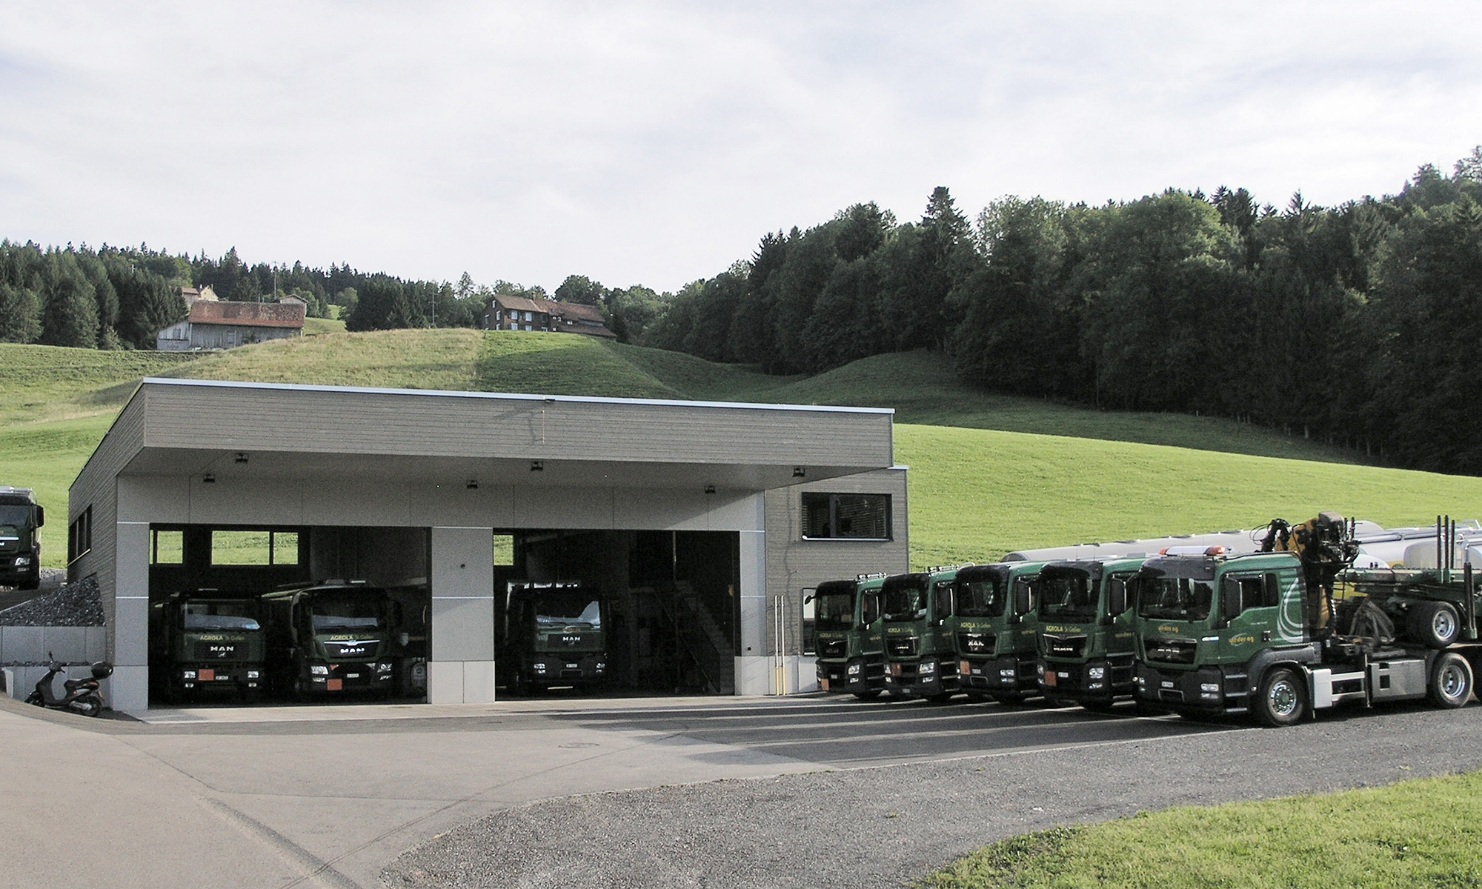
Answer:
xmin=881 ymin=578 xmax=927 ymax=621
xmin=0 ymin=504 xmax=32 ymax=527
xmin=1137 ymin=576 xmax=1214 ymax=621
xmin=1038 ymin=571 xmax=1097 ymax=623
xmin=534 ymin=593 xmax=602 ymax=629
xmin=957 ymin=576 xmax=1007 ymax=618
xmin=814 ymin=590 xmax=856 ymax=631
xmin=310 ymin=595 xmax=384 ymax=631
xmin=183 ymin=602 xmax=260 ymax=631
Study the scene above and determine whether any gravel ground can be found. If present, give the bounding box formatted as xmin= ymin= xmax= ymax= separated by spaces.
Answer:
xmin=0 ymin=571 xmax=102 ymax=627
xmin=383 ymin=703 xmax=1482 ymax=889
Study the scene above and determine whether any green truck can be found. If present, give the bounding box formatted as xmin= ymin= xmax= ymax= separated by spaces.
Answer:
xmin=0 ymin=486 xmax=44 ymax=591
xmin=953 ymin=562 xmax=1046 ymax=704
xmin=880 ymin=565 xmax=966 ymax=702
xmin=261 ymin=580 xmax=398 ymax=698
xmin=499 ymin=581 xmax=608 ymax=695
xmin=1036 ymin=556 xmax=1147 ymax=710
xmin=152 ymin=591 xmax=266 ymax=701
xmin=1135 ymin=514 xmax=1481 ymax=726
xmin=811 ymin=573 xmax=887 ymax=699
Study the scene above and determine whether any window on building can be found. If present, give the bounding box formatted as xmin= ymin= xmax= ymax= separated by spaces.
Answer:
xmin=150 ymin=528 xmax=183 ymax=565
xmin=68 ymin=506 xmax=93 ymax=563
xmin=209 ymin=529 xmax=302 ymax=566
xmin=801 ymin=493 xmax=891 ymax=540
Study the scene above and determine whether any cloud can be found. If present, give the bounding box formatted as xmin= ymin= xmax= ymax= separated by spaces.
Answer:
xmin=2 ymin=1 xmax=1478 ymax=293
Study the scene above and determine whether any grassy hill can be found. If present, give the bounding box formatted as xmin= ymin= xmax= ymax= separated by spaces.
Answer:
xmin=4 ymin=331 xmax=1480 ymax=570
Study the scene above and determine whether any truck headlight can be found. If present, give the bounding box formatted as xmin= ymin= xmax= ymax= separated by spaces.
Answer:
xmin=377 ymin=662 xmax=393 ymax=674
xmin=1088 ymin=666 xmax=1106 ymax=680
xmin=310 ymin=665 xmax=329 ymax=676
xmin=1000 ymin=668 xmax=1016 ymax=680
xmin=14 ymin=556 xmax=31 ymax=567
xmin=182 ymin=670 xmax=197 ymax=680
xmin=920 ymin=660 xmax=937 ymax=675
xmin=533 ymin=663 xmax=547 ymax=674
xmin=246 ymin=670 xmax=260 ymax=680
xmin=595 ymin=662 xmax=606 ymax=672
xmin=847 ymin=663 xmax=862 ymax=675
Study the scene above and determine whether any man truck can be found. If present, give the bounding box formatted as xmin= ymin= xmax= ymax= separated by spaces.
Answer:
xmin=152 ymin=590 xmax=266 ymax=702
xmin=0 ymin=486 xmax=44 ymax=591
xmin=953 ymin=562 xmax=1046 ymax=705
xmin=811 ymin=573 xmax=887 ymax=699
xmin=499 ymin=581 xmax=608 ymax=696
xmin=1036 ymin=556 xmax=1147 ymax=710
xmin=1135 ymin=513 xmax=1481 ymax=726
xmin=261 ymin=580 xmax=397 ymax=698
xmin=880 ymin=565 xmax=966 ymax=702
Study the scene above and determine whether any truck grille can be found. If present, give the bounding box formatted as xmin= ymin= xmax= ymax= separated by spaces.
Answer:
xmin=1042 ymin=633 xmax=1087 ymax=658
xmin=956 ymin=631 xmax=995 ymax=655
xmin=1144 ymin=638 xmax=1197 ymax=665
xmin=820 ymin=639 xmax=847 ymax=658
xmin=886 ymin=637 xmax=918 ymax=658
xmin=191 ymin=640 xmax=243 ymax=659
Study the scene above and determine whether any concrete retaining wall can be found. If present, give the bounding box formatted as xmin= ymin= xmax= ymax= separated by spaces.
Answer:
xmin=0 ymin=626 xmax=109 ymax=699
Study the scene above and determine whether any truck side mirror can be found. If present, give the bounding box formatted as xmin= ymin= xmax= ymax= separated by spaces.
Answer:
xmin=35 ymin=505 xmax=44 ymax=527
xmin=1220 ymin=576 xmax=1242 ymax=624
xmin=1014 ymin=580 xmax=1032 ymax=617
xmin=1107 ymin=579 xmax=1128 ymax=616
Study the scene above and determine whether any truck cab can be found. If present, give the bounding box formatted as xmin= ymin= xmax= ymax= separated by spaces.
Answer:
xmin=152 ymin=590 xmax=266 ymax=702
xmin=262 ymin=580 xmax=397 ymax=698
xmin=0 ymin=486 xmax=44 ymax=591
xmin=880 ymin=565 xmax=965 ymax=702
xmin=499 ymin=581 xmax=608 ymax=696
xmin=1036 ymin=556 xmax=1146 ymax=710
xmin=812 ymin=573 xmax=887 ymax=699
xmin=953 ymin=562 xmax=1044 ymax=704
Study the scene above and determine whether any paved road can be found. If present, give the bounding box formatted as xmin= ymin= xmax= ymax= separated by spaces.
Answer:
xmin=4 ymin=692 xmax=1471 ymax=889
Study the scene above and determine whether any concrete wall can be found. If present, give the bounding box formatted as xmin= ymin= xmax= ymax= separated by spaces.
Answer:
xmin=0 ymin=626 xmax=109 ymax=700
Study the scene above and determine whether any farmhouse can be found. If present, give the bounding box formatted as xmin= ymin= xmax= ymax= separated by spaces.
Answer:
xmin=67 ymin=378 xmax=908 ymax=714
xmin=156 ymin=298 xmax=307 ymax=351
xmin=482 ymin=294 xmax=616 ymax=338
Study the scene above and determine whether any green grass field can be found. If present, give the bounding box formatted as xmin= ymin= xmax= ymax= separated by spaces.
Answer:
xmin=5 ymin=331 xmax=1479 ymax=569
xmin=4 ymin=331 xmax=1481 ymax=887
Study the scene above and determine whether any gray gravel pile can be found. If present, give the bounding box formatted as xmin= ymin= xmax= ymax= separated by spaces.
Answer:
xmin=382 ymin=705 xmax=1482 ymax=889
xmin=0 ymin=574 xmax=103 ymax=626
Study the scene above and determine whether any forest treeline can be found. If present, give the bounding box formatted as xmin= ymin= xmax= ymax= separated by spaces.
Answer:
xmin=642 ymin=150 xmax=1482 ymax=477
xmin=4 ymin=148 xmax=1480 ymax=475
xmin=0 ymin=241 xmax=666 ymax=350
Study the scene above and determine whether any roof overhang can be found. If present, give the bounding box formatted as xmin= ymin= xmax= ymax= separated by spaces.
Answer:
xmin=96 ymin=378 xmax=896 ymax=494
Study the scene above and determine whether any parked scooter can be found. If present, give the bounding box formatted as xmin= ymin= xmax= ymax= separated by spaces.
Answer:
xmin=25 ymin=653 xmax=113 ymax=717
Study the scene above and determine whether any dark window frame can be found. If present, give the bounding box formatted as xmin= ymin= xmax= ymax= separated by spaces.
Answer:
xmin=800 ymin=493 xmax=892 ymax=541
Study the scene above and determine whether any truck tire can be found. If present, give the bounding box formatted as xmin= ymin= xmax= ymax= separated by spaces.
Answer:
xmin=1408 ymin=601 xmax=1461 ymax=649
xmin=1255 ymin=667 xmax=1307 ymax=727
xmin=1427 ymin=652 xmax=1473 ymax=708
xmin=20 ymin=567 xmax=40 ymax=591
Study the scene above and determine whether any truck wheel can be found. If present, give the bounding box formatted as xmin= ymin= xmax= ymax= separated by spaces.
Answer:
xmin=1409 ymin=602 xmax=1461 ymax=649
xmin=20 ymin=568 xmax=40 ymax=591
xmin=1255 ymin=667 xmax=1307 ymax=727
xmin=1427 ymin=652 xmax=1473 ymax=708
xmin=508 ymin=670 xmax=530 ymax=697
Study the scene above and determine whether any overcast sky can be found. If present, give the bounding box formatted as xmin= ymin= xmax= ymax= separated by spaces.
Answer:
xmin=3 ymin=2 xmax=1478 ymax=295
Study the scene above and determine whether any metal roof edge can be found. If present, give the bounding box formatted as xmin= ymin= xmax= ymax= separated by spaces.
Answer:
xmin=136 ymin=377 xmax=896 ymax=416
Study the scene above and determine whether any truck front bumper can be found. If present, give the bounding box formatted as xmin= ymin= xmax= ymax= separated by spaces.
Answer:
xmin=959 ymin=654 xmax=1036 ymax=695
xmin=178 ymin=664 xmax=263 ymax=692
xmin=304 ymin=660 xmax=396 ymax=693
xmin=817 ymin=657 xmax=877 ymax=695
xmin=882 ymin=656 xmax=955 ymax=698
xmin=1038 ymin=655 xmax=1135 ymax=704
xmin=1135 ymin=662 xmax=1239 ymax=715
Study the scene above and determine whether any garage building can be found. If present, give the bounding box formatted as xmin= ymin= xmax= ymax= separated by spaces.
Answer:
xmin=67 ymin=378 xmax=909 ymax=714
